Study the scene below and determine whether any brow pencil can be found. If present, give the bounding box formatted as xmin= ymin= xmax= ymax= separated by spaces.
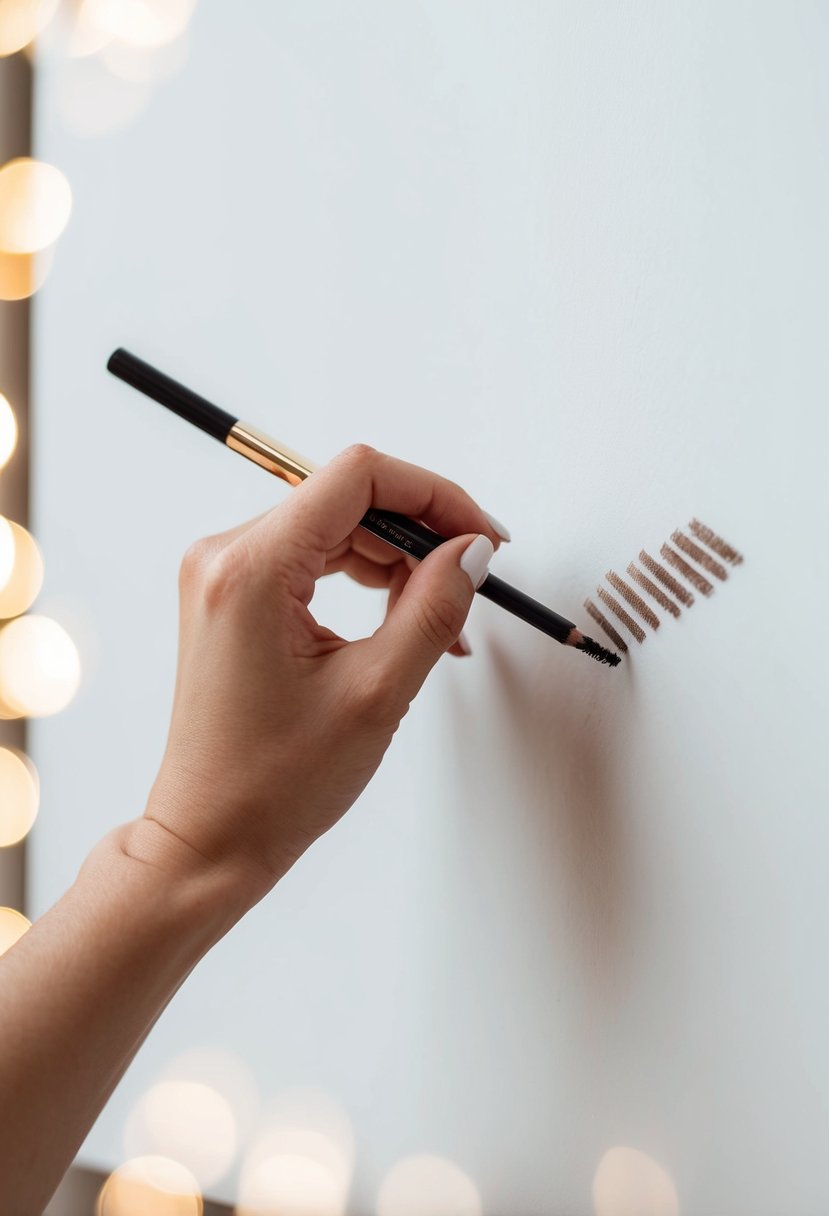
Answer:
xmin=107 ymin=349 xmax=620 ymax=667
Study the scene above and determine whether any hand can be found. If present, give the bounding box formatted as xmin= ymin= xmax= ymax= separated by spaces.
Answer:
xmin=139 ymin=444 xmax=504 ymax=905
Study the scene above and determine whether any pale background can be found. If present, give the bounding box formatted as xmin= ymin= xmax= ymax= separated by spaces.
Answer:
xmin=29 ymin=2 xmax=829 ymax=1212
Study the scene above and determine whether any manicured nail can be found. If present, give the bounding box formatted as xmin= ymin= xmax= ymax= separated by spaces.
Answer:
xmin=457 ymin=630 xmax=472 ymax=656
xmin=460 ymin=534 xmax=494 ymax=590
xmin=482 ymin=510 xmax=511 ymax=542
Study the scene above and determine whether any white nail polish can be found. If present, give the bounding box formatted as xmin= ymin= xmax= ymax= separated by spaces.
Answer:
xmin=482 ymin=510 xmax=511 ymax=542
xmin=457 ymin=630 xmax=472 ymax=655
xmin=460 ymin=534 xmax=495 ymax=590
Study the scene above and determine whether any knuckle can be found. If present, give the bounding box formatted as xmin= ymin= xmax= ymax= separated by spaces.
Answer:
xmin=349 ymin=662 xmax=404 ymax=727
xmin=413 ymin=594 xmax=462 ymax=653
xmin=340 ymin=442 xmax=377 ymax=467
xmin=179 ymin=537 xmax=215 ymax=586
xmin=180 ymin=539 xmax=250 ymax=611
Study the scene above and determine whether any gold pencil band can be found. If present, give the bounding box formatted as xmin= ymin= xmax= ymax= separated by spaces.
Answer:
xmin=226 ymin=421 xmax=317 ymax=486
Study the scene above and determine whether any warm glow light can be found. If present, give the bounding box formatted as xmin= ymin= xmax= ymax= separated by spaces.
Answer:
xmin=236 ymin=1154 xmax=344 ymax=1216
xmin=69 ymin=0 xmax=114 ymax=56
xmin=0 ymin=245 xmax=54 ymax=300
xmin=0 ymin=158 xmax=71 ymax=254
xmin=592 ymin=1147 xmax=680 ymax=1216
xmin=102 ymin=30 xmax=188 ymax=83
xmin=83 ymin=0 xmax=197 ymax=49
xmin=376 ymin=1155 xmax=483 ymax=1216
xmin=0 ymin=614 xmax=81 ymax=716
xmin=125 ymin=1081 xmax=237 ymax=1189
xmin=0 ymin=395 xmax=17 ymax=469
xmin=0 ymin=746 xmax=38 ymax=846
xmin=0 ymin=905 xmax=31 ymax=955
xmin=0 ymin=521 xmax=44 ymax=618
xmin=96 ymin=1156 xmax=202 ymax=1216
xmin=0 ymin=516 xmax=13 ymax=589
xmin=0 ymin=0 xmax=59 ymax=57
xmin=237 ymin=1089 xmax=354 ymax=1216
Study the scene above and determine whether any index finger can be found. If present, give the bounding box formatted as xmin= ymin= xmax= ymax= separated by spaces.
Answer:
xmin=259 ymin=443 xmax=508 ymax=556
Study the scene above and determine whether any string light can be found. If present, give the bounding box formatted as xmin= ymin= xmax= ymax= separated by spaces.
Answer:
xmin=0 ymin=906 xmax=30 ymax=955
xmin=96 ymin=1156 xmax=202 ymax=1216
xmin=0 ymin=521 xmax=44 ymax=619
xmin=0 ymin=747 xmax=38 ymax=846
xmin=0 ymin=394 xmax=16 ymax=469
xmin=0 ymin=158 xmax=72 ymax=254
xmin=0 ymin=614 xmax=81 ymax=717
xmin=82 ymin=0 xmax=198 ymax=50
xmin=0 ymin=0 xmax=59 ymax=58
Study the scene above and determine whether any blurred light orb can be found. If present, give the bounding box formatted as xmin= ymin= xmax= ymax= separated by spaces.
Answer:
xmin=0 ymin=746 xmax=38 ymax=846
xmin=0 ymin=905 xmax=30 ymax=955
xmin=102 ymin=30 xmax=188 ymax=83
xmin=0 ymin=614 xmax=81 ymax=716
xmin=376 ymin=1155 xmax=482 ymax=1216
xmin=0 ymin=158 xmax=71 ymax=254
xmin=0 ymin=0 xmax=59 ymax=57
xmin=0 ymin=521 xmax=44 ymax=618
xmin=83 ymin=0 xmax=197 ymax=49
xmin=592 ymin=1147 xmax=680 ymax=1216
xmin=0 ymin=515 xmax=14 ymax=589
xmin=0 ymin=244 xmax=55 ymax=300
xmin=96 ymin=1156 xmax=202 ymax=1216
xmin=125 ymin=1081 xmax=237 ymax=1189
xmin=0 ymin=395 xmax=17 ymax=469
xmin=70 ymin=0 xmax=114 ymax=56
xmin=236 ymin=1153 xmax=344 ymax=1216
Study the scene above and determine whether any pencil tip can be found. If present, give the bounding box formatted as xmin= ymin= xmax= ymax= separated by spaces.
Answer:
xmin=576 ymin=634 xmax=622 ymax=667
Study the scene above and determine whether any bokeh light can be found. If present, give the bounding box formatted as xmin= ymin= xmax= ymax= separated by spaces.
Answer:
xmin=237 ymin=1089 xmax=354 ymax=1216
xmin=125 ymin=1081 xmax=237 ymax=1190
xmin=0 ymin=905 xmax=31 ymax=955
xmin=0 ymin=515 xmax=14 ymax=589
xmin=236 ymin=1154 xmax=344 ymax=1216
xmin=0 ymin=244 xmax=55 ymax=300
xmin=0 ymin=158 xmax=71 ymax=253
xmin=0 ymin=0 xmax=59 ymax=58
xmin=0 ymin=395 xmax=17 ymax=469
xmin=101 ymin=30 xmax=188 ymax=84
xmin=592 ymin=1147 xmax=680 ymax=1216
xmin=376 ymin=1155 xmax=482 ymax=1216
xmin=0 ymin=614 xmax=81 ymax=716
xmin=0 ymin=521 xmax=44 ymax=618
xmin=0 ymin=746 xmax=38 ymax=846
xmin=82 ymin=0 xmax=197 ymax=49
xmin=69 ymin=0 xmax=115 ymax=56
xmin=96 ymin=1156 xmax=202 ymax=1216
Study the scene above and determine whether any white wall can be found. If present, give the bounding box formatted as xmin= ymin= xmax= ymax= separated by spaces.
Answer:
xmin=30 ymin=2 xmax=829 ymax=1211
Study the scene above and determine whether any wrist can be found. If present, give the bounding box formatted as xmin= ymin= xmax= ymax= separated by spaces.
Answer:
xmin=107 ymin=814 xmax=267 ymax=943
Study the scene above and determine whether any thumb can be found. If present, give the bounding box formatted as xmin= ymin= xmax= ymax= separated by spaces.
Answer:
xmin=368 ymin=533 xmax=494 ymax=704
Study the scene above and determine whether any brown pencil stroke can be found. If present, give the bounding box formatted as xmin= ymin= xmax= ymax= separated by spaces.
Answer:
xmin=688 ymin=519 xmax=744 ymax=566
xmin=671 ymin=531 xmax=728 ymax=580
xmin=660 ymin=544 xmax=714 ymax=597
xmin=597 ymin=587 xmax=646 ymax=643
xmin=626 ymin=562 xmax=681 ymax=618
xmin=584 ymin=598 xmax=628 ymax=653
xmin=638 ymin=550 xmax=694 ymax=606
xmin=605 ymin=571 xmax=660 ymax=630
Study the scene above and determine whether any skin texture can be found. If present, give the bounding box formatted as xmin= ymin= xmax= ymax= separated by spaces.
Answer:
xmin=0 ymin=444 xmax=503 ymax=1213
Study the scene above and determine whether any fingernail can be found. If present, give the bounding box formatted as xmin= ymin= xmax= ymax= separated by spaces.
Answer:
xmin=460 ymin=534 xmax=495 ymax=590
xmin=482 ymin=510 xmax=511 ymax=542
xmin=457 ymin=630 xmax=472 ymax=656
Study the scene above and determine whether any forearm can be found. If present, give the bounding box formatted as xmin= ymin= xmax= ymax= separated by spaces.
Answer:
xmin=0 ymin=817 xmax=254 ymax=1215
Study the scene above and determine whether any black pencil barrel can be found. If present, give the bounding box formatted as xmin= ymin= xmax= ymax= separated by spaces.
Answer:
xmin=107 ymin=349 xmax=238 ymax=442
xmin=476 ymin=573 xmax=574 ymax=643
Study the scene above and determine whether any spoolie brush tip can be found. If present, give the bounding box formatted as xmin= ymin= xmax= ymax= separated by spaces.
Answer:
xmin=575 ymin=633 xmax=622 ymax=667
